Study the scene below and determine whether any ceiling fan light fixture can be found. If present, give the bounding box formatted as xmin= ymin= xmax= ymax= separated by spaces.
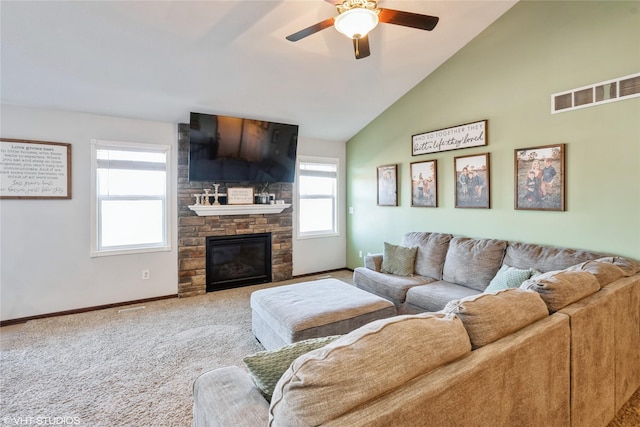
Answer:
xmin=334 ymin=8 xmax=379 ymax=39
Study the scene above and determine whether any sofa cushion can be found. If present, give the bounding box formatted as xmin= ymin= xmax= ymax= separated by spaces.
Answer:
xmin=193 ymin=366 xmax=270 ymax=427
xmin=268 ymin=313 xmax=471 ymax=426
xmin=243 ymin=335 xmax=341 ymax=401
xmin=401 ymin=232 xmax=453 ymax=279
xmin=381 ymin=242 xmax=418 ymax=276
xmin=594 ymin=256 xmax=639 ymax=277
xmin=520 ymin=270 xmax=601 ymax=313
xmin=442 ymin=288 xmax=548 ymax=349
xmin=405 ymin=280 xmax=481 ymax=312
xmin=504 ymin=242 xmax=604 ymax=273
xmin=566 ymin=260 xmax=625 ymax=287
xmin=353 ymin=267 xmax=434 ymax=304
xmin=442 ymin=237 xmax=507 ymax=291
xmin=484 ymin=264 xmax=534 ymax=293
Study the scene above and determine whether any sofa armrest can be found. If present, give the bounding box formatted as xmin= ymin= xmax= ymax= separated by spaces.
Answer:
xmin=193 ymin=366 xmax=269 ymax=427
xmin=364 ymin=253 xmax=384 ymax=271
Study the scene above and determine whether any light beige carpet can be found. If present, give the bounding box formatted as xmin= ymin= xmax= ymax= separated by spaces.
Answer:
xmin=1 ymin=270 xmax=638 ymax=426
xmin=0 ymin=272 xmax=350 ymax=426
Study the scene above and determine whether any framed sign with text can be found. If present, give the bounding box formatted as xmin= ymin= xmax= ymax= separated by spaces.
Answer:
xmin=412 ymin=120 xmax=487 ymax=156
xmin=227 ymin=187 xmax=254 ymax=205
xmin=0 ymin=138 xmax=72 ymax=199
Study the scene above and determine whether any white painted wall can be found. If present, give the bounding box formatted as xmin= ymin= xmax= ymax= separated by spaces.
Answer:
xmin=292 ymin=137 xmax=347 ymax=275
xmin=0 ymin=105 xmax=178 ymax=321
xmin=0 ymin=105 xmax=347 ymax=321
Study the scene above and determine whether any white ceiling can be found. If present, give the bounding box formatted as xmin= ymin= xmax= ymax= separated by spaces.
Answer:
xmin=1 ymin=1 xmax=517 ymax=142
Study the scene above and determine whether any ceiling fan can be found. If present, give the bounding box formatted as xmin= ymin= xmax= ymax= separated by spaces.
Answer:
xmin=286 ymin=0 xmax=439 ymax=60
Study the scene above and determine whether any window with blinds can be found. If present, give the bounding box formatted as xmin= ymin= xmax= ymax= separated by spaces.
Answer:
xmin=297 ymin=156 xmax=339 ymax=238
xmin=91 ymin=139 xmax=171 ymax=256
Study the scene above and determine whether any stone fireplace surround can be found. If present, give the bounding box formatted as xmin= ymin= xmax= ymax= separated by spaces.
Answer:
xmin=177 ymin=124 xmax=293 ymax=297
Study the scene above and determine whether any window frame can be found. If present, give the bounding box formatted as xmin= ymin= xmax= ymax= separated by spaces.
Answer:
xmin=90 ymin=139 xmax=172 ymax=257
xmin=296 ymin=155 xmax=339 ymax=239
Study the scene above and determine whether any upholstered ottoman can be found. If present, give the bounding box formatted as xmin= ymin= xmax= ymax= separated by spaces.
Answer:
xmin=250 ymin=278 xmax=396 ymax=350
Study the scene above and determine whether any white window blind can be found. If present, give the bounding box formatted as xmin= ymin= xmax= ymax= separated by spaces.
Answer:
xmin=91 ymin=140 xmax=171 ymax=256
xmin=297 ymin=157 xmax=338 ymax=238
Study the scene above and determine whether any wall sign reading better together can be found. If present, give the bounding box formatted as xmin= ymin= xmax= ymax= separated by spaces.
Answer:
xmin=0 ymin=139 xmax=72 ymax=199
xmin=412 ymin=120 xmax=488 ymax=156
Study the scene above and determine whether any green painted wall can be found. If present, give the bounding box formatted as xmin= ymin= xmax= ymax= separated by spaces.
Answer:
xmin=346 ymin=1 xmax=640 ymax=267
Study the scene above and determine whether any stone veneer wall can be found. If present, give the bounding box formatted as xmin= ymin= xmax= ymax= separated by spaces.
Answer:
xmin=177 ymin=124 xmax=293 ymax=297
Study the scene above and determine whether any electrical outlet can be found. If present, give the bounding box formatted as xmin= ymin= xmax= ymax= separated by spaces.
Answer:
xmin=359 ymin=250 xmax=363 ymax=258
xmin=142 ymin=270 xmax=150 ymax=280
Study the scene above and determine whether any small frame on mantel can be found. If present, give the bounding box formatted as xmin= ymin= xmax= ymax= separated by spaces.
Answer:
xmin=227 ymin=187 xmax=254 ymax=205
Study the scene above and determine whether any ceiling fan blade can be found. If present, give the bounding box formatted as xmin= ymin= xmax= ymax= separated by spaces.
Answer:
xmin=353 ymin=35 xmax=370 ymax=60
xmin=286 ymin=17 xmax=335 ymax=42
xmin=378 ymin=8 xmax=439 ymax=31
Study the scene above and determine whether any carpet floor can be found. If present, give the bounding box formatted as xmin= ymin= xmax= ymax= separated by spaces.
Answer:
xmin=1 ymin=270 xmax=638 ymax=426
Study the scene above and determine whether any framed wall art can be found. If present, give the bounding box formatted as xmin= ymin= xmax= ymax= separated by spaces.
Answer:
xmin=0 ymin=138 xmax=72 ymax=199
xmin=514 ymin=143 xmax=565 ymax=211
xmin=412 ymin=120 xmax=487 ymax=156
xmin=410 ymin=160 xmax=437 ymax=207
xmin=377 ymin=164 xmax=398 ymax=206
xmin=455 ymin=153 xmax=490 ymax=209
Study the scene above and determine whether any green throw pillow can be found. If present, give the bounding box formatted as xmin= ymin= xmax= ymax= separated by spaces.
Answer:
xmin=381 ymin=242 xmax=417 ymax=276
xmin=243 ymin=335 xmax=341 ymax=401
xmin=484 ymin=264 xmax=533 ymax=293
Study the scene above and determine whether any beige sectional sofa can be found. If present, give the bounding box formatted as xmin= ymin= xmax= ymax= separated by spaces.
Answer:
xmin=193 ymin=232 xmax=639 ymax=427
xmin=195 ymin=289 xmax=572 ymax=426
xmin=353 ymin=231 xmax=609 ymax=313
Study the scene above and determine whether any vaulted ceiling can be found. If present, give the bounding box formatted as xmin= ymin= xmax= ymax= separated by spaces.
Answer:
xmin=1 ymin=1 xmax=517 ymax=142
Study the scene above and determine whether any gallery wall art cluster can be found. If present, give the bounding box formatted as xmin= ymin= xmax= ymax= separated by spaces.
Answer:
xmin=377 ymin=120 xmax=566 ymax=212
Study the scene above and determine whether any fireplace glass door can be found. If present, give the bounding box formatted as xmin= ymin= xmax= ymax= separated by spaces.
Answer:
xmin=206 ymin=233 xmax=272 ymax=291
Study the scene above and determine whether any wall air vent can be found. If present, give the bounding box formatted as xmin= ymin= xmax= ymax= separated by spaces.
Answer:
xmin=551 ymin=72 xmax=640 ymax=114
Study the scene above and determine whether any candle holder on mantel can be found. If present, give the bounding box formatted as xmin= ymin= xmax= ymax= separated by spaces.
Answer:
xmin=211 ymin=183 xmax=221 ymax=205
xmin=203 ymin=189 xmax=212 ymax=206
xmin=192 ymin=184 xmax=225 ymax=206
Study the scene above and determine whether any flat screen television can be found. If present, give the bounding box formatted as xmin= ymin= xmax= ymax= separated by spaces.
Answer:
xmin=189 ymin=112 xmax=298 ymax=183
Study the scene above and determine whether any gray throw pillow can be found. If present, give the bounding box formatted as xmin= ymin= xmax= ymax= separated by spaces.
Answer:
xmin=381 ymin=242 xmax=417 ymax=276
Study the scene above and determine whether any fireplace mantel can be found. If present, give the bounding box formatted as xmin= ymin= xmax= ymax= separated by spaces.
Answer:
xmin=188 ymin=204 xmax=291 ymax=216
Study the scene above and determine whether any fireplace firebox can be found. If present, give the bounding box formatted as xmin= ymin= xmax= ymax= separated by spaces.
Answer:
xmin=206 ymin=233 xmax=272 ymax=292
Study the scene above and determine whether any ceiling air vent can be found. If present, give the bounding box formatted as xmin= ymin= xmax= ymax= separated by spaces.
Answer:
xmin=551 ymin=72 xmax=640 ymax=114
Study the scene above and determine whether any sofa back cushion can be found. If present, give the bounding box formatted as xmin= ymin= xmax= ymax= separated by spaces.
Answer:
xmin=565 ymin=260 xmax=625 ymax=287
xmin=520 ymin=270 xmax=601 ymax=313
xmin=504 ymin=242 xmax=604 ymax=273
xmin=401 ymin=232 xmax=453 ymax=279
xmin=442 ymin=288 xmax=548 ymax=349
xmin=269 ymin=313 xmax=471 ymax=426
xmin=594 ymin=256 xmax=639 ymax=277
xmin=442 ymin=237 xmax=507 ymax=291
